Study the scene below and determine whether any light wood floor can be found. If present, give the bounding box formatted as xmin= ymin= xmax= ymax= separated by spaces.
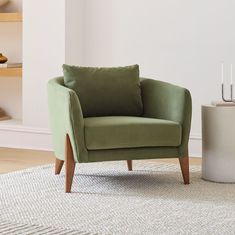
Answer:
xmin=0 ymin=147 xmax=201 ymax=174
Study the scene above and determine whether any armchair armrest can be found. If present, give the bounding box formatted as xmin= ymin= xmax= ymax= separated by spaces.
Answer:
xmin=141 ymin=78 xmax=192 ymax=156
xmin=47 ymin=77 xmax=88 ymax=163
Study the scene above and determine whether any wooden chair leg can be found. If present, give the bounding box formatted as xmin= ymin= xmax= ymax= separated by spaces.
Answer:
xmin=65 ymin=134 xmax=76 ymax=193
xmin=127 ymin=160 xmax=132 ymax=171
xmin=55 ymin=158 xmax=64 ymax=175
xmin=179 ymin=154 xmax=190 ymax=184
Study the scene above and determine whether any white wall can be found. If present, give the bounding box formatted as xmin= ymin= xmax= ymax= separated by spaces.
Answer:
xmin=2 ymin=0 xmax=235 ymax=155
xmin=0 ymin=0 xmax=84 ymax=150
xmin=82 ymin=0 xmax=235 ymax=145
xmin=65 ymin=0 xmax=85 ymax=65
xmin=23 ymin=0 xmax=66 ymax=128
xmin=23 ymin=0 xmax=85 ymax=129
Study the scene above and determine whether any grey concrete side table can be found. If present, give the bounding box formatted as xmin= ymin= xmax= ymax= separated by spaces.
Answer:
xmin=202 ymin=105 xmax=235 ymax=183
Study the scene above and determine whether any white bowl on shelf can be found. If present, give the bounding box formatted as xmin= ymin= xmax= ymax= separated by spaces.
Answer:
xmin=0 ymin=0 xmax=9 ymax=7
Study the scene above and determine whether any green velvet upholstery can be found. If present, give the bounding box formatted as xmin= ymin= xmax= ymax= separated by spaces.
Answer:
xmin=141 ymin=78 xmax=192 ymax=156
xmin=88 ymin=147 xmax=179 ymax=162
xmin=63 ymin=64 xmax=143 ymax=117
xmin=47 ymin=77 xmax=191 ymax=163
xmin=84 ymin=116 xmax=181 ymax=150
xmin=48 ymin=77 xmax=88 ymax=163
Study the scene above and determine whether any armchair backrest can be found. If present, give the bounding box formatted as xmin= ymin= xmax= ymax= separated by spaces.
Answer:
xmin=62 ymin=64 xmax=143 ymax=117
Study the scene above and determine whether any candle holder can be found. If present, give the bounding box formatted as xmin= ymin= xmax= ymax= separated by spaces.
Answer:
xmin=222 ymin=83 xmax=235 ymax=102
xmin=221 ymin=63 xmax=235 ymax=103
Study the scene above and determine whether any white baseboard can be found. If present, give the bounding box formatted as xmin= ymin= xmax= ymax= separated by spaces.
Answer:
xmin=0 ymin=125 xmax=202 ymax=157
xmin=188 ymin=135 xmax=202 ymax=158
xmin=0 ymin=125 xmax=53 ymax=151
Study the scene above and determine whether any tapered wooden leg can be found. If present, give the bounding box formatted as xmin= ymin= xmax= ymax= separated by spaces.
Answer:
xmin=179 ymin=154 xmax=190 ymax=184
xmin=65 ymin=134 xmax=76 ymax=193
xmin=55 ymin=158 xmax=64 ymax=175
xmin=127 ymin=160 xmax=132 ymax=171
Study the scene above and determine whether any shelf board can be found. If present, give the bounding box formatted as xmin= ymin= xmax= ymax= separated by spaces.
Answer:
xmin=0 ymin=118 xmax=22 ymax=128
xmin=0 ymin=13 xmax=22 ymax=22
xmin=0 ymin=67 xmax=22 ymax=77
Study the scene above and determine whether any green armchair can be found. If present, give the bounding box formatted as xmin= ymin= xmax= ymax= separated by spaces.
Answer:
xmin=48 ymin=77 xmax=192 ymax=193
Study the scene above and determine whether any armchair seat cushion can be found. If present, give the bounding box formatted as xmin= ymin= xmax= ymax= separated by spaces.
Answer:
xmin=84 ymin=116 xmax=182 ymax=150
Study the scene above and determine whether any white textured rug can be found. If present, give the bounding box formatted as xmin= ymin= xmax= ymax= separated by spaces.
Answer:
xmin=1 ymin=161 xmax=235 ymax=235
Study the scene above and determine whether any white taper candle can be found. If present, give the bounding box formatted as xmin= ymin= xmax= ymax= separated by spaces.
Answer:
xmin=231 ymin=64 xmax=233 ymax=85
xmin=221 ymin=63 xmax=224 ymax=84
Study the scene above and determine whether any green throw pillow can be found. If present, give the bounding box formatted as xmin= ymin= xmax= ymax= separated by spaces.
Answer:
xmin=63 ymin=64 xmax=143 ymax=117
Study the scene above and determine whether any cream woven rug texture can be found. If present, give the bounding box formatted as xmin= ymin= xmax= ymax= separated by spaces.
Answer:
xmin=1 ymin=161 xmax=235 ymax=235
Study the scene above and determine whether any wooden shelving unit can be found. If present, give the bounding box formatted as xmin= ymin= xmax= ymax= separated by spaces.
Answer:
xmin=0 ymin=11 xmax=23 ymax=123
xmin=0 ymin=67 xmax=22 ymax=77
xmin=0 ymin=13 xmax=22 ymax=22
xmin=0 ymin=12 xmax=22 ymax=78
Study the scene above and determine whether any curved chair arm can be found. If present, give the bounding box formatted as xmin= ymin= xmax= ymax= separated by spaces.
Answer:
xmin=47 ymin=77 xmax=88 ymax=163
xmin=141 ymin=78 xmax=192 ymax=156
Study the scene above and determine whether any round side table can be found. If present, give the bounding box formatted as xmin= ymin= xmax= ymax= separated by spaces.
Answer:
xmin=202 ymin=105 xmax=235 ymax=183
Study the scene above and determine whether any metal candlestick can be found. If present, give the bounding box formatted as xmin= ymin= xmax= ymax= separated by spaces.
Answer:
xmin=222 ymin=83 xmax=234 ymax=102
xmin=221 ymin=63 xmax=235 ymax=103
